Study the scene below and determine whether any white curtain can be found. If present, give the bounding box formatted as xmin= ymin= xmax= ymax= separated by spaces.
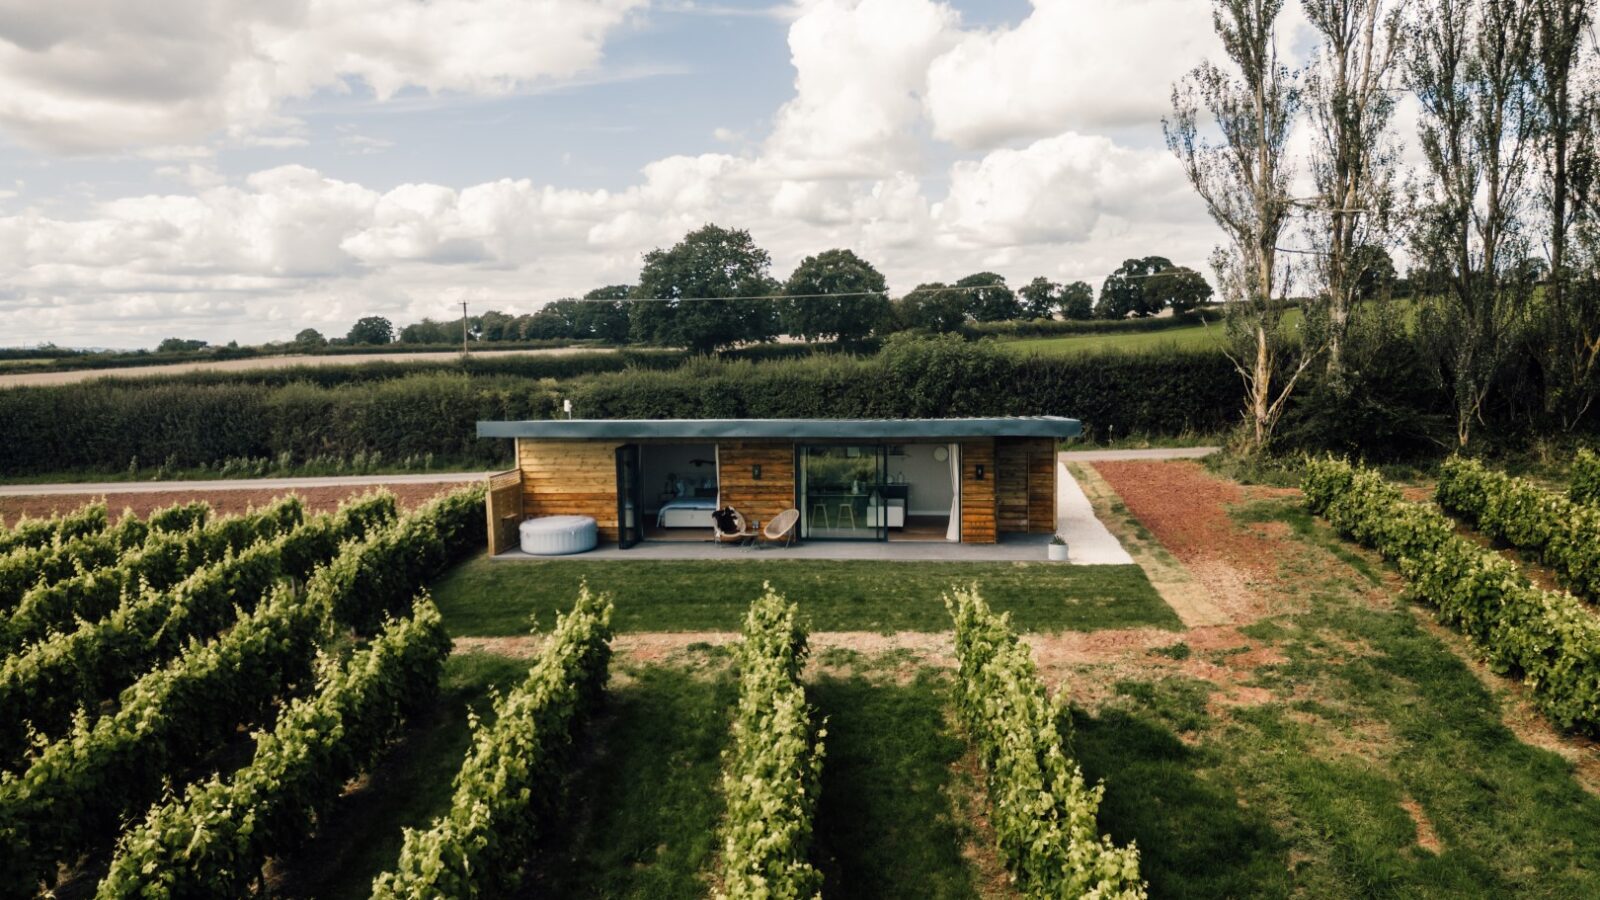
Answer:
xmin=946 ymin=443 xmax=960 ymax=541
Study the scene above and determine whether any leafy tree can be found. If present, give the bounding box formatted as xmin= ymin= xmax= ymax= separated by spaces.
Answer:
xmin=1145 ymin=266 xmax=1214 ymax=314
xmin=399 ymin=319 xmax=456 ymax=344
xmin=898 ymin=283 xmax=968 ymax=332
xmin=292 ymin=328 xmax=327 ymax=350
xmin=781 ymin=248 xmax=891 ymax=345
xmin=956 ymin=272 xmax=1022 ymax=321
xmin=1167 ymin=0 xmax=1312 ymax=450
xmin=628 ymin=224 xmax=780 ymax=353
xmin=1055 ymin=281 xmax=1092 ymax=320
xmin=1094 ymin=256 xmax=1184 ymax=318
xmin=579 ymin=285 xmax=634 ymax=343
xmin=1018 ymin=277 xmax=1060 ymax=319
xmin=477 ymin=310 xmax=517 ymax=342
xmin=1302 ymin=0 xmax=1405 ymax=374
xmin=1407 ymin=0 xmax=1540 ymax=446
xmin=155 ymin=338 xmax=207 ymax=354
xmin=1349 ymin=245 xmax=1398 ymax=301
xmin=346 ymin=316 xmax=395 ymax=346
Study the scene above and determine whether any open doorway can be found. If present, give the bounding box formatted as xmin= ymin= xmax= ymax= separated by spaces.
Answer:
xmin=640 ymin=444 xmax=718 ymax=542
xmin=884 ymin=443 xmax=957 ymax=542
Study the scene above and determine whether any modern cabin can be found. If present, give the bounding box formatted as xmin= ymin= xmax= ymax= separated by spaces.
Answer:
xmin=476 ymin=417 xmax=1080 ymax=554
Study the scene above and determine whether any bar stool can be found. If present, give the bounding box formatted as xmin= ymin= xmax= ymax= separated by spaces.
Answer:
xmin=810 ymin=503 xmax=831 ymax=530
xmin=835 ymin=501 xmax=857 ymax=530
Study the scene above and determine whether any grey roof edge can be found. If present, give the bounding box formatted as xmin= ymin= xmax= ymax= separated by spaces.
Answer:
xmin=476 ymin=416 xmax=1082 ymax=441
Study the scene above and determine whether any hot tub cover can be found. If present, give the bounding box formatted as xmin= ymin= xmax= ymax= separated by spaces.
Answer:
xmin=519 ymin=515 xmax=597 ymax=556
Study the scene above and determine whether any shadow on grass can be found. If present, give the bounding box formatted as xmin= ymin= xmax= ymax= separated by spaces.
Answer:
xmin=271 ymin=652 xmax=530 ymax=899
xmin=1071 ymin=700 xmax=1294 ymax=899
xmin=811 ymin=671 xmax=976 ymax=900
xmin=519 ymin=662 xmax=736 ymax=899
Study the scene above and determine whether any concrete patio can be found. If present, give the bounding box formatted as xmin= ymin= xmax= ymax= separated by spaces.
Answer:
xmin=492 ymin=458 xmax=1133 ymax=565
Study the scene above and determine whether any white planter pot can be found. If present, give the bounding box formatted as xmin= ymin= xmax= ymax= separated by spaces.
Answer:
xmin=1047 ymin=542 xmax=1070 ymax=562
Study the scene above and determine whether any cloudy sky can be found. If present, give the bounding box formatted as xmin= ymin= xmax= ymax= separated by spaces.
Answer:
xmin=0 ymin=0 xmax=1326 ymax=348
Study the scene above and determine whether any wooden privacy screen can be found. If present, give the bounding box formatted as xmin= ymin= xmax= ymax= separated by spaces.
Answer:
xmin=485 ymin=469 xmax=523 ymax=555
xmin=718 ymin=441 xmax=796 ymax=527
xmin=959 ymin=439 xmax=998 ymax=543
xmin=517 ymin=439 xmax=622 ymax=541
xmin=996 ymin=438 xmax=1056 ymax=534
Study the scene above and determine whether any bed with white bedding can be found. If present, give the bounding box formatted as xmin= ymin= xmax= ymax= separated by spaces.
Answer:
xmin=656 ymin=496 xmax=718 ymax=529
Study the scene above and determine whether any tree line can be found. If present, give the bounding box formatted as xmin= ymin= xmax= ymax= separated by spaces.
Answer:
xmin=279 ymin=230 xmax=1230 ymax=355
xmin=1168 ymin=0 xmax=1598 ymax=451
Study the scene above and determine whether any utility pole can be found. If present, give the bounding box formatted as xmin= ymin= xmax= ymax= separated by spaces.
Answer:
xmin=460 ymin=300 xmax=469 ymax=355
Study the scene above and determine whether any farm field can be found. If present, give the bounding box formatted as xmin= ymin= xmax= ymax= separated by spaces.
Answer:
xmin=0 ymin=345 xmax=612 ymax=389
xmin=9 ymin=459 xmax=1600 ymax=897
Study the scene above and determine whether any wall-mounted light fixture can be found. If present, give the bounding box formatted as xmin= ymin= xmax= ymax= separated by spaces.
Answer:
xmin=752 ymin=464 xmax=762 ymax=480
xmin=974 ymin=464 xmax=986 ymax=480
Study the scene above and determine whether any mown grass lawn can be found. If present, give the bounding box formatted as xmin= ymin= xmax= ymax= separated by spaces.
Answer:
xmin=430 ymin=557 xmax=1180 ymax=635
xmin=1070 ymin=499 xmax=1600 ymax=897
xmin=274 ymin=647 xmax=989 ymax=900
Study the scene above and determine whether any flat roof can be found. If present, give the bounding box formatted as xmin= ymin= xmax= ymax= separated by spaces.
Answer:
xmin=477 ymin=416 xmax=1081 ymax=441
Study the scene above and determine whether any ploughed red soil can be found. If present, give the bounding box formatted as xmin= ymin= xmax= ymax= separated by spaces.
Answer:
xmin=0 ymin=483 xmax=461 ymax=522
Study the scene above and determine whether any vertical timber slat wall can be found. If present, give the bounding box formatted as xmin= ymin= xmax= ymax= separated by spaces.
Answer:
xmin=1026 ymin=439 xmax=1055 ymax=533
xmin=959 ymin=438 xmax=997 ymax=543
xmin=717 ymin=441 xmax=795 ymax=527
xmin=485 ymin=468 xmax=524 ymax=555
xmin=996 ymin=438 xmax=1058 ymax=535
xmin=517 ymin=438 xmax=623 ymax=542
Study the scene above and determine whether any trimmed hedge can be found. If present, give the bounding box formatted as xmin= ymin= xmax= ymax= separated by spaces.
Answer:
xmin=0 ymin=338 xmax=1236 ymax=476
xmin=95 ymin=599 xmax=452 ymax=898
xmin=1436 ymin=456 xmax=1600 ymax=602
xmin=947 ymin=586 xmax=1145 ymax=898
xmin=569 ymin=337 xmax=1239 ymax=439
xmin=1305 ymin=457 xmax=1600 ymax=733
xmin=1573 ymin=449 xmax=1600 ymax=507
xmin=715 ymin=586 xmax=826 ymax=900
xmin=372 ymin=586 xmax=614 ymax=897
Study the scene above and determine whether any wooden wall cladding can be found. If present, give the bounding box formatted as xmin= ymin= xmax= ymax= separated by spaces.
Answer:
xmin=996 ymin=438 xmax=1057 ymax=535
xmin=517 ymin=439 xmax=622 ymax=541
xmin=959 ymin=439 xmax=997 ymax=543
xmin=717 ymin=441 xmax=796 ymax=526
xmin=485 ymin=468 xmax=524 ymax=555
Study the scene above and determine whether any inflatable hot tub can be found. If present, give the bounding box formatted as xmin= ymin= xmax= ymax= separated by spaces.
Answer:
xmin=518 ymin=515 xmax=598 ymax=556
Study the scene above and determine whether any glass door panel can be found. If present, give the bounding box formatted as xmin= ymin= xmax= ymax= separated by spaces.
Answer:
xmin=800 ymin=445 xmax=886 ymax=541
xmin=615 ymin=444 xmax=642 ymax=548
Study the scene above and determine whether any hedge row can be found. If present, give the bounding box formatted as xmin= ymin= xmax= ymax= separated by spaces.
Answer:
xmin=1573 ymin=449 xmax=1600 ymax=507
xmin=0 ymin=502 xmax=109 ymax=555
xmin=0 ymin=486 xmax=481 ymax=896
xmin=0 ymin=338 xmax=1237 ymax=475
xmin=1304 ymin=457 xmax=1600 ymax=733
xmin=96 ymin=599 xmax=452 ymax=898
xmin=1436 ymin=456 xmax=1600 ymax=602
xmin=372 ymin=586 xmax=614 ymax=898
xmin=0 ymin=585 xmax=320 ymax=897
xmin=715 ymin=587 xmax=826 ymax=900
xmin=947 ymin=587 xmax=1145 ymax=898
xmin=0 ymin=498 xmax=295 ymax=652
xmin=0 ymin=493 xmax=396 ymax=762
xmin=568 ymin=337 xmax=1238 ymax=440
xmin=0 ymin=372 xmax=561 ymax=474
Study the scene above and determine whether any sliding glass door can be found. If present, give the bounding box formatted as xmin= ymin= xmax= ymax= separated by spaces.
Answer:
xmin=799 ymin=445 xmax=887 ymax=541
xmin=615 ymin=444 xmax=643 ymax=548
